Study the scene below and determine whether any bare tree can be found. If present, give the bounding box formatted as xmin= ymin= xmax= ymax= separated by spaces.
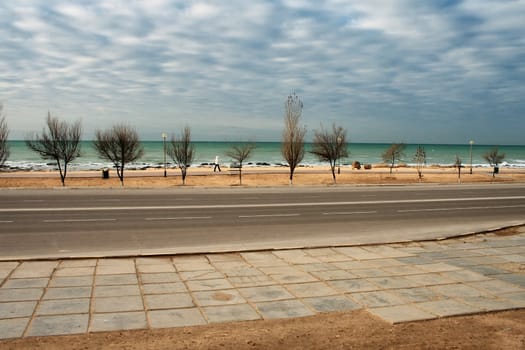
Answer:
xmin=226 ymin=143 xmax=256 ymax=185
xmin=483 ymin=147 xmax=505 ymax=178
xmin=93 ymin=124 xmax=144 ymax=186
xmin=382 ymin=143 xmax=406 ymax=174
xmin=167 ymin=126 xmax=195 ymax=185
xmin=310 ymin=124 xmax=348 ymax=184
xmin=25 ymin=112 xmax=82 ymax=186
xmin=0 ymin=104 xmax=9 ymax=168
xmin=413 ymin=145 xmax=426 ymax=181
xmin=281 ymin=92 xmax=306 ymax=185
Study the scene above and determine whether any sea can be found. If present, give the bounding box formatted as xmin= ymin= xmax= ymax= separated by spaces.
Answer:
xmin=2 ymin=141 xmax=525 ymax=171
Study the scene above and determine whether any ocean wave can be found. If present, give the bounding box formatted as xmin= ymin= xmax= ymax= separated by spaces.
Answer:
xmin=3 ymin=160 xmax=525 ymax=172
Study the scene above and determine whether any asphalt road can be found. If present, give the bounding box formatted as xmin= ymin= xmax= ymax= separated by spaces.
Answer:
xmin=1 ymin=184 xmax=524 ymax=260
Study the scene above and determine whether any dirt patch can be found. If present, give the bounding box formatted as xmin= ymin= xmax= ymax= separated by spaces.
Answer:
xmin=496 ymin=262 xmax=525 ymax=273
xmin=213 ymin=292 xmax=234 ymax=301
xmin=494 ymin=226 xmax=522 ymax=236
xmin=1 ymin=309 xmax=524 ymax=349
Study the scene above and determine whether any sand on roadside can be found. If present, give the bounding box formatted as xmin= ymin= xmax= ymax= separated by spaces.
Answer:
xmin=0 ymin=165 xmax=524 ymax=188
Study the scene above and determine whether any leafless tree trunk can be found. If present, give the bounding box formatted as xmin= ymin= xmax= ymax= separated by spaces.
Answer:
xmin=281 ymin=92 xmax=306 ymax=185
xmin=25 ymin=112 xmax=82 ymax=186
xmin=226 ymin=143 xmax=256 ymax=185
xmin=93 ymin=124 xmax=144 ymax=186
xmin=310 ymin=124 xmax=348 ymax=184
xmin=0 ymin=104 xmax=9 ymax=168
xmin=167 ymin=126 xmax=195 ymax=185
xmin=382 ymin=143 xmax=406 ymax=174
xmin=483 ymin=147 xmax=505 ymax=178
xmin=455 ymin=155 xmax=462 ymax=183
xmin=413 ymin=145 xmax=426 ymax=181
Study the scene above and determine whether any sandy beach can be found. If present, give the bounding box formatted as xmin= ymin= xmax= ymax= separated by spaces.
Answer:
xmin=1 ymin=165 xmax=524 ymax=188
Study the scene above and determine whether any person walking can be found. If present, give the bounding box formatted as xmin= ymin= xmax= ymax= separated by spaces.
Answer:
xmin=213 ymin=155 xmax=221 ymax=172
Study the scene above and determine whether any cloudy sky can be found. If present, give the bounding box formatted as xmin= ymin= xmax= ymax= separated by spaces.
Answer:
xmin=1 ymin=1 xmax=524 ymax=144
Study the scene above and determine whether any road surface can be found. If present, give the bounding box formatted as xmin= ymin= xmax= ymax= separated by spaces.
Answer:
xmin=1 ymin=184 xmax=524 ymax=259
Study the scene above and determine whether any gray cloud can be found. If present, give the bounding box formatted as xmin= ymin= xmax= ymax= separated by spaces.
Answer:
xmin=0 ymin=0 xmax=524 ymax=144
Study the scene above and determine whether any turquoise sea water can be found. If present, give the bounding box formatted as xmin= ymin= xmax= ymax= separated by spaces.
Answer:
xmin=3 ymin=141 xmax=525 ymax=171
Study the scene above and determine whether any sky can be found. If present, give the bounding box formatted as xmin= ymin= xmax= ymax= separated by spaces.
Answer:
xmin=1 ymin=0 xmax=524 ymax=144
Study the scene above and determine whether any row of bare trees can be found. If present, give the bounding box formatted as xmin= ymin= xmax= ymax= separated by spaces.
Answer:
xmin=0 ymin=96 xmax=507 ymax=186
xmin=281 ymin=92 xmax=348 ymax=185
xmin=19 ymin=114 xmax=250 ymax=187
xmin=12 ymin=92 xmax=349 ymax=187
xmin=382 ymin=143 xmax=506 ymax=179
xmin=23 ymin=116 xmax=144 ymax=186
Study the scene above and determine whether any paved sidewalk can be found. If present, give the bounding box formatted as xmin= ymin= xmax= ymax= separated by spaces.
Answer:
xmin=1 ymin=228 xmax=525 ymax=340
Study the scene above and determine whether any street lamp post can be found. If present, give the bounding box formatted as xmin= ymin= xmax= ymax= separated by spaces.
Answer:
xmin=469 ymin=140 xmax=474 ymax=175
xmin=162 ymin=132 xmax=167 ymax=177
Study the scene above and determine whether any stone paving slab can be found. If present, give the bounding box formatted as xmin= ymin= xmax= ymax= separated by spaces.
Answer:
xmin=302 ymin=295 xmax=361 ymax=313
xmin=186 ymin=278 xmax=234 ymax=291
xmin=36 ymin=298 xmax=90 ymax=315
xmin=227 ymin=275 xmax=275 ymax=287
xmin=144 ymin=293 xmax=194 ymax=310
xmin=142 ymin=282 xmax=187 ymax=294
xmin=349 ymin=290 xmax=406 ymax=308
xmin=429 ymin=284 xmax=485 ymax=298
xmin=467 ymin=279 xmax=524 ymax=295
xmin=0 ymin=288 xmax=43 ymax=302
xmin=0 ymin=230 xmax=524 ymax=339
xmin=504 ymin=292 xmax=525 ymax=307
xmin=0 ymin=301 xmax=37 ymax=318
xmin=136 ymin=264 xmax=176 ymax=273
xmin=43 ymin=286 xmax=92 ymax=300
xmin=328 ymin=279 xmax=379 ymax=293
xmin=458 ymin=296 xmax=518 ymax=311
xmin=309 ymin=269 xmax=357 ymax=281
xmin=0 ymin=318 xmax=28 ymax=339
xmin=403 ymin=273 xmax=455 ymax=286
xmin=140 ymin=272 xmax=181 ymax=284
xmin=93 ymin=296 xmax=144 ymax=313
xmin=59 ymin=259 xmax=97 ymax=268
xmin=368 ymin=304 xmax=437 ymax=324
xmin=238 ymin=285 xmax=294 ymax=302
xmin=2 ymin=278 xmax=49 ymax=289
xmin=494 ymin=273 xmax=525 ymax=287
xmin=95 ymin=274 xmax=138 ymax=286
xmin=202 ymin=304 xmax=260 ymax=323
xmin=439 ymin=269 xmax=491 ymax=282
xmin=90 ymin=312 xmax=147 ymax=332
xmin=27 ymin=314 xmax=88 ymax=337
xmin=10 ymin=262 xmax=57 ymax=279
xmin=50 ymin=276 xmax=93 ymax=287
xmin=334 ymin=247 xmax=384 ymax=260
xmin=94 ymin=284 xmax=141 ymax=297
xmin=179 ymin=270 xmax=224 ymax=281
xmin=193 ymin=289 xmax=246 ymax=306
xmin=392 ymin=287 xmax=442 ymax=303
xmin=415 ymin=299 xmax=482 ymax=317
xmin=284 ymin=282 xmax=339 ymax=298
xmin=368 ymin=276 xmax=420 ymax=289
xmin=255 ymin=299 xmax=315 ymax=319
xmin=54 ymin=267 xmax=95 ymax=277
xmin=148 ymin=308 xmax=206 ymax=328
